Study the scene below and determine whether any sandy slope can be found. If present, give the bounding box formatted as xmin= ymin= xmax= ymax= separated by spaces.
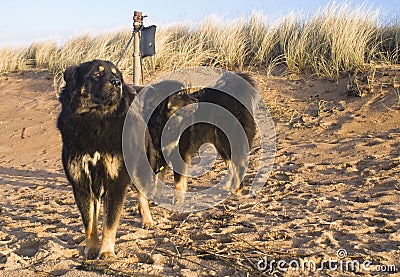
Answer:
xmin=0 ymin=68 xmax=399 ymax=276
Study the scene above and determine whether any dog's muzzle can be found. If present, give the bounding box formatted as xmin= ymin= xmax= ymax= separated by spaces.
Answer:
xmin=110 ymin=78 xmax=122 ymax=87
xmin=109 ymin=78 xmax=123 ymax=99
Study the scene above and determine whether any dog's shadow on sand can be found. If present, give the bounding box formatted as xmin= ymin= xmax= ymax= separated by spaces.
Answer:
xmin=0 ymin=165 xmax=66 ymax=189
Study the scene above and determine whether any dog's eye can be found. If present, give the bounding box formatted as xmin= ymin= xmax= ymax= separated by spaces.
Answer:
xmin=93 ymin=72 xmax=102 ymax=78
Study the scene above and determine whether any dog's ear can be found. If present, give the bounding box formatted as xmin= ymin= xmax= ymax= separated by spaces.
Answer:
xmin=167 ymin=94 xmax=186 ymax=115
xmin=123 ymin=83 xmax=137 ymax=104
xmin=133 ymin=85 xmax=145 ymax=93
xmin=64 ymin=66 xmax=78 ymax=84
xmin=123 ymin=85 xmax=145 ymax=104
xmin=167 ymin=93 xmax=199 ymax=117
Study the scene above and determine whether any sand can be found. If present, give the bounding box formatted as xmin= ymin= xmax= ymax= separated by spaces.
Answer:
xmin=0 ymin=67 xmax=399 ymax=276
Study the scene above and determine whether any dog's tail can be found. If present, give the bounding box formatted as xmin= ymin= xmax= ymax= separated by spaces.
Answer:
xmin=236 ymin=72 xmax=257 ymax=90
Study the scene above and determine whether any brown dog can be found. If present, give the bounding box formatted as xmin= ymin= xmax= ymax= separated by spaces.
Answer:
xmin=57 ymin=60 xmax=156 ymax=259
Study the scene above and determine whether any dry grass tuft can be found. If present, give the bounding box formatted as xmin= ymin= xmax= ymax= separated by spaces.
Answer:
xmin=0 ymin=2 xmax=399 ymax=80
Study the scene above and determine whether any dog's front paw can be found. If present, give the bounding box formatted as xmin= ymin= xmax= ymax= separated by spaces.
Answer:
xmin=173 ymin=190 xmax=187 ymax=204
xmin=232 ymin=185 xmax=244 ymax=195
xmin=142 ymin=219 xmax=156 ymax=229
xmin=99 ymin=251 xmax=115 ymax=260
xmin=84 ymin=247 xmax=99 ymax=260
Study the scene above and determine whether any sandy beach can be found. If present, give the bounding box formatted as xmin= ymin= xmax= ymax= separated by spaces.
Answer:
xmin=0 ymin=67 xmax=399 ymax=276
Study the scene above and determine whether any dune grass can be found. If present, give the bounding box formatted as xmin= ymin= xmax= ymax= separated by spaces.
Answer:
xmin=0 ymin=2 xmax=399 ymax=80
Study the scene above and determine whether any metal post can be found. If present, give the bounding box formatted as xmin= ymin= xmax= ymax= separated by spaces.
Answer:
xmin=133 ymin=11 xmax=143 ymax=85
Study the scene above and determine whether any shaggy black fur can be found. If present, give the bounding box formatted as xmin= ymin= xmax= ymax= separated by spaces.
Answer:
xmin=147 ymin=73 xmax=257 ymax=199
xmin=57 ymin=60 xmax=155 ymax=260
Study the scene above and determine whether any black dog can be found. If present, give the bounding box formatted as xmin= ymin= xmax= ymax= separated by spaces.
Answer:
xmin=147 ymin=73 xmax=257 ymax=201
xmin=57 ymin=60 xmax=156 ymax=260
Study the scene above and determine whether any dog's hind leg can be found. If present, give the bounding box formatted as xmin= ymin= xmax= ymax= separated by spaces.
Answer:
xmin=151 ymin=169 xmax=166 ymax=201
xmin=174 ymin=154 xmax=190 ymax=204
xmin=174 ymin=172 xmax=187 ymax=204
xmin=230 ymin=161 xmax=246 ymax=194
xmin=99 ymin=186 xmax=128 ymax=259
xmin=213 ymin=139 xmax=243 ymax=194
xmin=73 ymin=188 xmax=100 ymax=260
xmin=216 ymin=133 xmax=247 ymax=194
xmin=138 ymin=191 xmax=155 ymax=229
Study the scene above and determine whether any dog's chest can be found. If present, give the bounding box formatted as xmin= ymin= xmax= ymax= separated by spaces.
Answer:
xmin=67 ymin=151 xmax=123 ymax=191
xmin=81 ymin=151 xmax=121 ymax=180
xmin=60 ymin=114 xmax=124 ymax=152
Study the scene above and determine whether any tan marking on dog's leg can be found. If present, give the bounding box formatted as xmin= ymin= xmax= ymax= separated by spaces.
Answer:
xmin=99 ymin=207 xmax=120 ymax=259
xmin=99 ymin=224 xmax=117 ymax=259
xmin=175 ymin=175 xmax=187 ymax=193
xmin=138 ymin=191 xmax=154 ymax=229
xmin=174 ymin=175 xmax=187 ymax=204
xmin=84 ymin=198 xmax=100 ymax=260
xmin=174 ymin=155 xmax=189 ymax=203
xmin=225 ymin=160 xmax=244 ymax=194
xmin=224 ymin=160 xmax=236 ymax=191
xmin=99 ymin=186 xmax=128 ymax=259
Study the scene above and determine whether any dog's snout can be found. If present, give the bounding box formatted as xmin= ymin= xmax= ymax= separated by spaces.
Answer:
xmin=111 ymin=78 xmax=122 ymax=87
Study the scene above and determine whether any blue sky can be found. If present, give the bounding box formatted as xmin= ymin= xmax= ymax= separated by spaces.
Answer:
xmin=0 ymin=0 xmax=399 ymax=48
